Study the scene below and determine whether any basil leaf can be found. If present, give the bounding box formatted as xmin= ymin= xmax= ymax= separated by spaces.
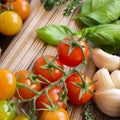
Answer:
xmin=36 ymin=24 xmax=76 ymax=46
xmin=77 ymin=23 xmax=120 ymax=54
xmin=76 ymin=0 xmax=120 ymax=26
xmin=44 ymin=0 xmax=55 ymax=11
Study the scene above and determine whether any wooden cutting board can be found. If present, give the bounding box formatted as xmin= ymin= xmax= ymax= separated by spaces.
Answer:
xmin=0 ymin=0 xmax=120 ymax=120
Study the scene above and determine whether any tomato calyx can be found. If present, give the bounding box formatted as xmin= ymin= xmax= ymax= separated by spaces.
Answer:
xmin=61 ymin=36 xmax=87 ymax=65
xmin=8 ymin=100 xmax=17 ymax=113
xmin=59 ymin=88 xmax=68 ymax=106
xmin=0 ymin=0 xmax=15 ymax=11
xmin=40 ymin=55 xmax=65 ymax=77
xmin=29 ymin=73 xmax=47 ymax=84
xmin=39 ymin=89 xmax=60 ymax=111
xmin=16 ymin=82 xmax=40 ymax=99
xmin=71 ymin=72 xmax=96 ymax=100
xmin=29 ymin=72 xmax=52 ymax=85
xmin=0 ymin=3 xmax=10 ymax=12
xmin=36 ymin=85 xmax=67 ymax=111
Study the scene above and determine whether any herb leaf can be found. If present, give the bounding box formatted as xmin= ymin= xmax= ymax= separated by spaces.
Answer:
xmin=36 ymin=24 xmax=76 ymax=46
xmin=40 ymin=0 xmax=80 ymax=16
xmin=76 ymin=0 xmax=120 ymax=26
xmin=63 ymin=0 xmax=80 ymax=16
xmin=82 ymin=101 xmax=95 ymax=120
xmin=77 ymin=22 xmax=120 ymax=54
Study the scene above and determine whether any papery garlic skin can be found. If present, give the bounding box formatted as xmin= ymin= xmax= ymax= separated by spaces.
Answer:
xmin=111 ymin=70 xmax=120 ymax=89
xmin=92 ymin=48 xmax=120 ymax=71
xmin=94 ymin=89 xmax=120 ymax=117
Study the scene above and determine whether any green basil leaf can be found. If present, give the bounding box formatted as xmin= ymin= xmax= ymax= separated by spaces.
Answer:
xmin=44 ymin=0 xmax=55 ymax=11
xmin=77 ymin=23 xmax=120 ymax=54
xmin=76 ymin=0 xmax=120 ymax=26
xmin=36 ymin=24 xmax=76 ymax=46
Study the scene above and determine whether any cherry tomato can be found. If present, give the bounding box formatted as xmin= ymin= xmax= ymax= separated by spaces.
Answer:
xmin=15 ymin=70 xmax=41 ymax=99
xmin=65 ymin=73 xmax=94 ymax=104
xmin=39 ymin=108 xmax=70 ymax=120
xmin=5 ymin=0 xmax=30 ymax=21
xmin=36 ymin=86 xmax=66 ymax=109
xmin=14 ymin=114 xmax=29 ymax=120
xmin=57 ymin=36 xmax=89 ymax=67
xmin=0 ymin=69 xmax=16 ymax=100
xmin=15 ymin=70 xmax=30 ymax=79
xmin=0 ymin=11 xmax=22 ymax=36
xmin=33 ymin=55 xmax=64 ymax=84
xmin=0 ymin=100 xmax=17 ymax=120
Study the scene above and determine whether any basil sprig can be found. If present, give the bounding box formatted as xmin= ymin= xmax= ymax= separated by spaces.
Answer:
xmin=76 ymin=0 xmax=120 ymax=26
xmin=77 ymin=22 xmax=120 ymax=54
xmin=36 ymin=24 xmax=76 ymax=46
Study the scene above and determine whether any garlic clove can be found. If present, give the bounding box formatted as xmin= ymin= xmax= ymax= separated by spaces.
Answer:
xmin=111 ymin=70 xmax=120 ymax=89
xmin=94 ymin=89 xmax=120 ymax=117
xmin=93 ymin=68 xmax=115 ymax=91
xmin=92 ymin=48 xmax=120 ymax=71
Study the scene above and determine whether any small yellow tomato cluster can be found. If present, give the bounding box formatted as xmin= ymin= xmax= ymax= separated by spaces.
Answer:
xmin=0 ymin=0 xmax=30 ymax=36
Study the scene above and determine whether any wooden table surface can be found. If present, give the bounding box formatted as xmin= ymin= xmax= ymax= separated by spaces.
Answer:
xmin=0 ymin=0 xmax=120 ymax=120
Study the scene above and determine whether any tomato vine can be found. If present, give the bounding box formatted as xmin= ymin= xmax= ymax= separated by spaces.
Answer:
xmin=0 ymin=36 xmax=95 ymax=120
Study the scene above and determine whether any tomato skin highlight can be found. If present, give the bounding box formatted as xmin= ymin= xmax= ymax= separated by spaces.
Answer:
xmin=65 ymin=73 xmax=94 ymax=104
xmin=39 ymin=108 xmax=70 ymax=120
xmin=5 ymin=0 xmax=30 ymax=21
xmin=0 ymin=11 xmax=22 ymax=36
xmin=36 ymin=86 xmax=66 ymax=109
xmin=15 ymin=70 xmax=41 ymax=99
xmin=0 ymin=100 xmax=17 ymax=120
xmin=0 ymin=69 xmax=16 ymax=100
xmin=33 ymin=55 xmax=64 ymax=84
xmin=57 ymin=36 xmax=89 ymax=67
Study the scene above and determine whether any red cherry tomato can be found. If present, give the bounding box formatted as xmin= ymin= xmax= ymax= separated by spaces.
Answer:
xmin=36 ymin=86 xmax=66 ymax=109
xmin=33 ymin=55 xmax=64 ymax=85
xmin=57 ymin=36 xmax=89 ymax=67
xmin=15 ymin=70 xmax=41 ymax=99
xmin=65 ymin=73 xmax=94 ymax=104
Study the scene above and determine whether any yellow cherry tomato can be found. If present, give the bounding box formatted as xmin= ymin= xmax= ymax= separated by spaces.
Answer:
xmin=14 ymin=114 xmax=29 ymax=120
xmin=0 ymin=11 xmax=22 ymax=36
xmin=0 ymin=69 xmax=16 ymax=100
xmin=39 ymin=108 xmax=70 ymax=120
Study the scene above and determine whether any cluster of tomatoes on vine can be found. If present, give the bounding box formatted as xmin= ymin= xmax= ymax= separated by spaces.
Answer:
xmin=0 ymin=0 xmax=30 ymax=36
xmin=0 ymin=36 xmax=95 ymax=120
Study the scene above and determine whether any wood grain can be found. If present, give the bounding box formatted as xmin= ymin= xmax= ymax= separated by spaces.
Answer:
xmin=0 ymin=0 xmax=120 ymax=120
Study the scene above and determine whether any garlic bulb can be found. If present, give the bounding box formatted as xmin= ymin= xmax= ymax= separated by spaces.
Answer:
xmin=111 ymin=70 xmax=120 ymax=89
xmin=94 ymin=89 xmax=120 ymax=117
xmin=93 ymin=68 xmax=115 ymax=91
xmin=92 ymin=48 xmax=120 ymax=71
xmin=93 ymin=68 xmax=120 ymax=117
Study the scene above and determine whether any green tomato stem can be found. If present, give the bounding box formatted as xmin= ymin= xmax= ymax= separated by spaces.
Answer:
xmin=17 ymin=82 xmax=40 ymax=95
xmin=15 ymin=48 xmax=88 ymax=117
